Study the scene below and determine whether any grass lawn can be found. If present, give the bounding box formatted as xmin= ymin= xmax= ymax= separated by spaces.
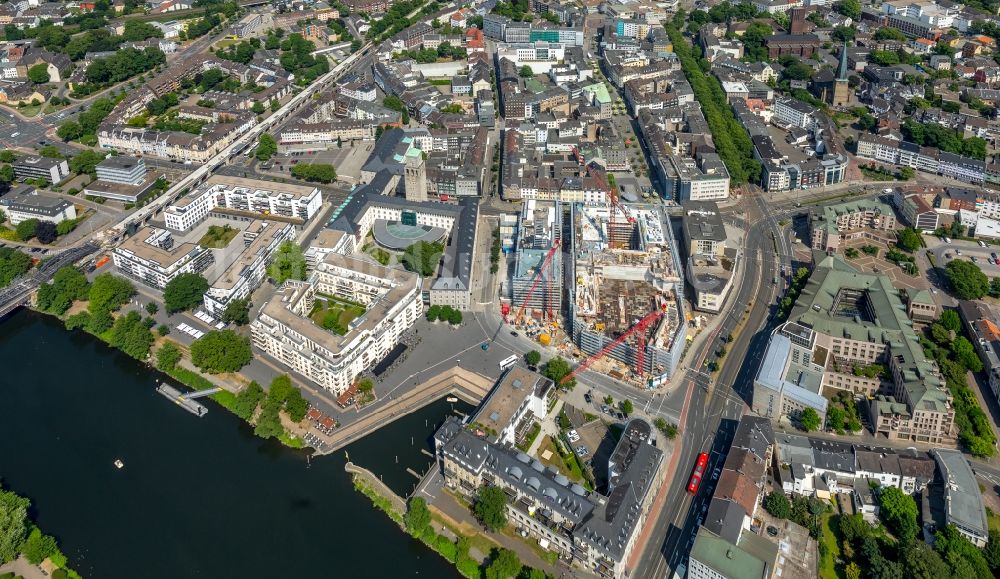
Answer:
xmin=988 ymin=509 xmax=1000 ymax=533
xmin=310 ymin=297 xmax=366 ymax=335
xmin=15 ymin=104 xmax=41 ymax=117
xmin=537 ymin=436 xmax=586 ymax=485
xmin=214 ymin=38 xmax=238 ymax=49
xmin=198 ymin=224 xmax=239 ymax=248
xmin=819 ymin=512 xmax=843 ymax=579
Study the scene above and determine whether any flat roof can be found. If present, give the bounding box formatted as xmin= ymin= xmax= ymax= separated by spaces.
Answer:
xmin=934 ymin=448 xmax=988 ymax=539
xmin=473 ymin=366 xmax=553 ymax=437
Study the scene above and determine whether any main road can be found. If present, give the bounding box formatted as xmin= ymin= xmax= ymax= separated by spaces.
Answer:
xmin=635 ymin=191 xmax=792 ymax=579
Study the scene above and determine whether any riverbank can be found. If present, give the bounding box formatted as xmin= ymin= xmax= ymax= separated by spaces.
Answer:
xmin=0 ymin=483 xmax=81 ymax=579
xmin=0 ymin=310 xmax=463 ymax=578
xmin=349 ymin=463 xmax=558 ymax=579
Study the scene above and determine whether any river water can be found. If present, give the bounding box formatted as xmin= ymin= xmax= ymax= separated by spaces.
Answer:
xmin=0 ymin=310 xmax=464 ymax=579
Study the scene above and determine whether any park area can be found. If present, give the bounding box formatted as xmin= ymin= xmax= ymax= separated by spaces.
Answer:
xmin=310 ymin=295 xmax=366 ymax=335
xmin=198 ymin=225 xmax=239 ymax=249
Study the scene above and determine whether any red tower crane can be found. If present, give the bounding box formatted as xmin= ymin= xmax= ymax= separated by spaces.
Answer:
xmin=560 ymin=308 xmax=664 ymax=384
xmin=510 ymin=241 xmax=561 ymax=324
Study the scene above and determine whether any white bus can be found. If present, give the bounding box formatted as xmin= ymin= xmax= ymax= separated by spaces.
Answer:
xmin=499 ymin=355 xmax=519 ymax=371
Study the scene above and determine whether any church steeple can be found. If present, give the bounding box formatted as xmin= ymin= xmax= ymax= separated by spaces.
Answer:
xmin=837 ymin=40 xmax=849 ymax=81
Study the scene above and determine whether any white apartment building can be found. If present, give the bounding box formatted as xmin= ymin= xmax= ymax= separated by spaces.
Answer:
xmin=773 ymin=97 xmax=816 ymax=129
xmin=202 ymin=220 xmax=296 ymax=318
xmin=112 ymin=227 xmax=214 ymax=289
xmin=0 ymin=188 xmax=76 ymax=225
xmin=164 ymin=176 xmax=322 ymax=231
xmin=251 ymin=254 xmax=422 ymax=395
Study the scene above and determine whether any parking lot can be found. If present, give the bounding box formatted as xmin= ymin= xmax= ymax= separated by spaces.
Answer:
xmin=927 ymin=235 xmax=1000 ymax=276
xmin=271 ymin=142 xmax=374 ymax=184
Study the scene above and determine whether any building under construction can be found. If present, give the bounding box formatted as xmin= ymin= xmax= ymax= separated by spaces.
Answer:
xmin=511 ymin=200 xmax=563 ymax=321
xmin=568 ymin=204 xmax=686 ymax=385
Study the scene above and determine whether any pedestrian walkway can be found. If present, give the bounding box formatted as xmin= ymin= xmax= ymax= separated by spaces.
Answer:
xmin=314 ymin=366 xmax=493 ymax=455
xmin=0 ymin=556 xmax=47 ymax=579
xmin=430 ymin=492 xmax=562 ymax=576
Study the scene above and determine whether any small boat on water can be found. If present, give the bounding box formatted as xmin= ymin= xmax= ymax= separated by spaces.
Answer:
xmin=446 ymin=396 xmax=458 ymax=403
xmin=114 ymin=459 xmax=124 ymax=469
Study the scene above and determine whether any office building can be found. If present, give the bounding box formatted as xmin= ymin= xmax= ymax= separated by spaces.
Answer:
xmin=0 ymin=186 xmax=76 ymax=225
xmin=13 ymin=156 xmax=70 ymax=184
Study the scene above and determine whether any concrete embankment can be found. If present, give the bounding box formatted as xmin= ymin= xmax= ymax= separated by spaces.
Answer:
xmin=314 ymin=367 xmax=492 ymax=455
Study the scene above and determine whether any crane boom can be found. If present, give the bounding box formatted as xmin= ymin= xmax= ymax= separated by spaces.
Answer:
xmin=512 ymin=241 xmax=561 ymax=324
xmin=560 ymin=308 xmax=664 ymax=384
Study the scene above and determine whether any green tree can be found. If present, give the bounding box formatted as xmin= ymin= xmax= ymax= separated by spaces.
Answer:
xmin=984 ymin=529 xmax=1000 ymax=570
xmin=268 ymin=241 xmax=307 ymax=284
xmin=405 ymin=496 xmax=432 ymax=537
xmin=838 ymin=513 xmax=870 ymax=544
xmin=940 ymin=309 xmax=961 ymax=332
xmin=837 ymin=0 xmax=861 ymax=19
xmin=654 ymin=418 xmax=678 ymax=439
xmin=253 ymin=398 xmax=284 ymax=439
xmin=222 ymin=298 xmax=251 ymax=325
xmin=486 ymin=548 xmax=522 ymax=579
xmin=27 ymin=63 xmax=50 ymax=84
xmin=0 ymin=487 xmax=30 ymax=564
xmin=524 ymin=350 xmax=541 ymax=366
xmin=401 ymin=241 xmax=444 ymax=277
xmin=15 ymin=218 xmax=39 ymax=241
xmin=896 ymin=228 xmax=922 ymax=252
xmin=255 ymin=133 xmax=277 ymax=161
xmin=764 ymin=491 xmax=791 ymax=519
xmin=874 ymin=27 xmax=906 ymax=41
xmin=156 ymin=341 xmax=181 ymax=371
xmin=0 ymin=247 xmax=32 ymax=288
xmin=880 ymin=486 xmax=919 ymax=544
xmin=109 ymin=310 xmax=154 ymax=359
xmin=56 ymin=121 xmax=83 ymax=141
xmin=953 ymin=336 xmax=983 ymax=372
xmin=232 ymin=381 xmax=265 ymax=421
xmin=542 ymin=356 xmax=575 ymax=389
xmin=946 ymin=259 xmax=989 ymax=300
xmin=621 ymin=399 xmax=634 ymax=416
xmin=19 ymin=527 xmax=58 ymax=565
xmin=799 ymin=407 xmax=821 ymax=432
xmin=145 ymin=301 xmax=159 ymax=315
xmin=87 ymin=273 xmax=135 ymax=314
xmin=903 ymin=541 xmax=952 ymax=579
xmin=189 ymin=330 xmax=252 ymax=373
xmin=935 ymin=524 xmax=992 ymax=579
xmin=284 ymin=387 xmax=308 ymax=422
xmin=87 ymin=308 xmax=114 ymax=333
xmin=474 ymin=485 xmax=508 ymax=531
xmin=519 ymin=65 xmax=533 ymax=77
xmin=290 ymin=163 xmax=337 ymax=183
xmin=163 ymin=272 xmax=209 ymax=313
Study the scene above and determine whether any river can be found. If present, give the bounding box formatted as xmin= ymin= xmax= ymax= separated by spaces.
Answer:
xmin=0 ymin=310 xmax=464 ymax=579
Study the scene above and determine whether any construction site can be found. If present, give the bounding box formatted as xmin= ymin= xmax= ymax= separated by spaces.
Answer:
xmin=567 ymin=204 xmax=687 ymax=387
xmin=502 ymin=200 xmax=566 ymax=347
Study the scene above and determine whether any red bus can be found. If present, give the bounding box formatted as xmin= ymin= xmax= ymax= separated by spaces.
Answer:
xmin=687 ymin=452 xmax=709 ymax=494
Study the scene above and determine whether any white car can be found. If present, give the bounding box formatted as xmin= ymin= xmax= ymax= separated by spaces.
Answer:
xmin=568 ymin=429 xmax=580 ymax=442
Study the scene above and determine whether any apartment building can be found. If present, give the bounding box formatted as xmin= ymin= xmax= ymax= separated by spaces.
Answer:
xmin=434 ymin=417 xmax=664 ymax=578
xmin=163 ymin=176 xmax=322 ymax=231
xmin=809 ymin=200 xmax=897 ymax=252
xmin=251 ymin=254 xmax=422 ymax=395
xmin=202 ymin=220 xmax=296 ymax=318
xmin=112 ymin=227 xmax=214 ymax=289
